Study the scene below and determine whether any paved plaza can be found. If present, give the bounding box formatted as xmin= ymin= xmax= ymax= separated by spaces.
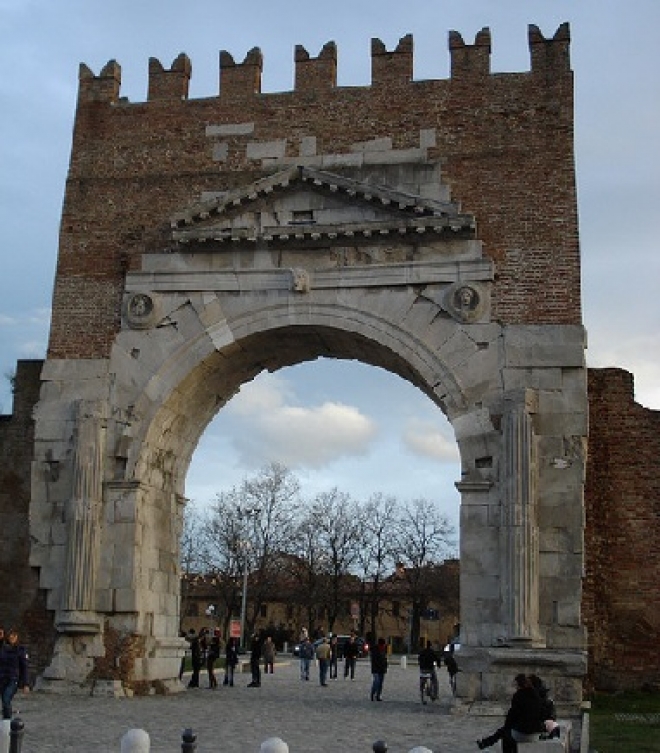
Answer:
xmin=9 ymin=658 xmax=536 ymax=753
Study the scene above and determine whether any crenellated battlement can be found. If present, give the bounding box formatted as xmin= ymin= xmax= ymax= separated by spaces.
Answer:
xmin=449 ymin=27 xmax=492 ymax=79
xmin=295 ymin=41 xmax=337 ymax=91
xmin=76 ymin=24 xmax=570 ymax=104
xmin=147 ymin=53 xmax=191 ymax=101
xmin=219 ymin=46 xmax=263 ymax=98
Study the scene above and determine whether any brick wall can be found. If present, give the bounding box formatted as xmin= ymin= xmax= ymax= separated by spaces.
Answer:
xmin=584 ymin=369 xmax=660 ymax=690
xmin=48 ymin=24 xmax=579 ymax=359
xmin=0 ymin=360 xmax=55 ymax=676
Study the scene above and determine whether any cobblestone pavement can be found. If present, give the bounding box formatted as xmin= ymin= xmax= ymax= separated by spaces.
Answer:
xmin=10 ymin=660 xmax=571 ymax=753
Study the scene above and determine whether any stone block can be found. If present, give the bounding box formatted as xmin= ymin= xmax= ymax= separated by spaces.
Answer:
xmin=205 ymin=122 xmax=254 ymax=137
xmin=512 ymin=721 xmax=572 ymax=752
xmin=502 ymin=367 xmax=564 ymax=392
xmin=114 ymin=588 xmax=139 ymax=612
xmin=502 ymin=325 xmax=586 ymax=368
xmin=453 ymin=407 xmax=495 ymax=441
xmin=41 ymin=359 xmax=109 ymax=382
xmin=321 ymin=152 xmax=363 ymax=168
xmin=299 ymin=136 xmax=317 ymax=156
xmin=212 ymin=142 xmax=228 ymax=161
xmin=455 ymin=345 xmax=500 ymax=403
xmin=39 ymin=547 xmax=65 ymax=588
xmin=534 ymin=411 xmax=588 ymax=437
xmin=537 ymin=388 xmax=588 ymax=416
xmin=247 ymin=139 xmax=287 ymax=160
xmin=94 ymin=588 xmax=113 ymax=613
xmin=363 ymin=147 xmax=426 ymax=164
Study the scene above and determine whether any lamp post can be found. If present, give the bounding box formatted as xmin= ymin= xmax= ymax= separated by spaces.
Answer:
xmin=239 ymin=549 xmax=249 ymax=651
xmin=238 ymin=507 xmax=260 ymax=651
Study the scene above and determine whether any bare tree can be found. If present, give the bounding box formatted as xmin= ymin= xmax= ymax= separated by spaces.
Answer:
xmin=238 ymin=463 xmax=301 ymax=633
xmin=286 ymin=509 xmax=332 ymax=634
xmin=179 ymin=501 xmax=207 ymax=630
xmin=195 ymin=494 xmax=246 ymax=637
xmin=393 ymin=497 xmax=455 ymax=651
xmin=354 ymin=493 xmax=398 ymax=640
xmin=312 ymin=488 xmax=362 ymax=633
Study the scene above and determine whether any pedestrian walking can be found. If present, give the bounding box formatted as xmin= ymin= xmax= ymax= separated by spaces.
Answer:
xmin=0 ymin=628 xmax=29 ymax=719
xmin=262 ymin=635 xmax=275 ymax=674
xmin=316 ymin=637 xmax=331 ymax=686
xmin=186 ymin=629 xmax=202 ymax=688
xmin=370 ymin=637 xmax=388 ymax=701
xmin=224 ymin=636 xmax=239 ymax=687
xmin=329 ymin=634 xmax=339 ymax=679
xmin=206 ymin=628 xmax=221 ymax=688
xmin=343 ymin=632 xmax=359 ymax=680
xmin=248 ymin=633 xmax=262 ymax=687
xmin=298 ymin=635 xmax=314 ymax=681
xmin=444 ymin=648 xmax=459 ymax=696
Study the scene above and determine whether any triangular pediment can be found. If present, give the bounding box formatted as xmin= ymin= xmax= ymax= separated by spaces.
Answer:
xmin=171 ymin=166 xmax=475 ymax=246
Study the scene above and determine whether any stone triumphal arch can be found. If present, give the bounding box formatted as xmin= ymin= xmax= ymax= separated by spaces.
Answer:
xmin=26 ymin=25 xmax=587 ymax=704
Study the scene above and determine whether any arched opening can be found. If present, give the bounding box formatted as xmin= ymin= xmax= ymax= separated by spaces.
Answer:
xmin=186 ymin=358 xmax=461 ymax=528
xmin=183 ymin=356 xmax=462 ymax=654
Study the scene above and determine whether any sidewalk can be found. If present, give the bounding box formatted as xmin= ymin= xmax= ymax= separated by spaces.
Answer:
xmin=11 ymin=659 xmax=576 ymax=752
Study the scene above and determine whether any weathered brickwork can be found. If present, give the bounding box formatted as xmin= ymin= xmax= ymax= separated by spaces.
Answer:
xmin=48 ymin=25 xmax=579 ymax=360
xmin=0 ymin=361 xmax=55 ymax=676
xmin=584 ymin=369 xmax=660 ymax=690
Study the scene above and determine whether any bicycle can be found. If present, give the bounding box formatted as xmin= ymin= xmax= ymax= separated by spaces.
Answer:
xmin=419 ymin=666 xmax=439 ymax=705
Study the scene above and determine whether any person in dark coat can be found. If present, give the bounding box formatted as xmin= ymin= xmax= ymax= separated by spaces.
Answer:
xmin=186 ymin=629 xmax=202 ymax=688
xmin=329 ymin=634 xmax=339 ymax=680
xmin=369 ymin=637 xmax=388 ymax=701
xmin=343 ymin=633 xmax=359 ymax=680
xmin=0 ymin=628 xmax=29 ymax=719
xmin=223 ymin=637 xmax=239 ymax=686
xmin=444 ymin=648 xmax=459 ymax=695
xmin=248 ymin=633 xmax=262 ymax=687
xmin=477 ymin=673 xmax=545 ymax=751
xmin=530 ymin=675 xmax=560 ymax=740
xmin=206 ymin=628 xmax=221 ymax=688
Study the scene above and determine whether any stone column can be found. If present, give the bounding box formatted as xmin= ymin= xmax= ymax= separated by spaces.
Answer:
xmin=57 ymin=400 xmax=106 ymax=634
xmin=501 ymin=396 xmax=542 ymax=645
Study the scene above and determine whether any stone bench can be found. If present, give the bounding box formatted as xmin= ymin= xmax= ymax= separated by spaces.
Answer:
xmin=517 ymin=721 xmax=572 ymax=752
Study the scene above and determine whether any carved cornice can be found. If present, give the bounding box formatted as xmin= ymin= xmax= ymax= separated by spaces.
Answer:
xmin=125 ymin=258 xmax=494 ymax=294
xmin=170 ymin=165 xmax=475 ymax=246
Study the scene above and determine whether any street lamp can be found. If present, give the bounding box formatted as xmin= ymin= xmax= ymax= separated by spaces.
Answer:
xmin=239 ymin=544 xmax=250 ymax=651
xmin=238 ymin=507 xmax=260 ymax=651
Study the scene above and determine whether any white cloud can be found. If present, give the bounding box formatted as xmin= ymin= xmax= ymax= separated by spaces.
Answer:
xmin=224 ymin=373 xmax=378 ymax=469
xmin=402 ymin=418 xmax=459 ymax=462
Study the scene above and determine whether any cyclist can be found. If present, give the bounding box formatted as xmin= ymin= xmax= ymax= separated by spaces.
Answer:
xmin=418 ymin=640 xmax=440 ymax=703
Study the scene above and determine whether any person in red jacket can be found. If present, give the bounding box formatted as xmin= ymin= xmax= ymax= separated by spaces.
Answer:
xmin=0 ymin=628 xmax=29 ymax=719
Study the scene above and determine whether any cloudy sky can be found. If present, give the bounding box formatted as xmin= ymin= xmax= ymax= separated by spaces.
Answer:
xmin=1 ymin=0 xmax=658 ymax=532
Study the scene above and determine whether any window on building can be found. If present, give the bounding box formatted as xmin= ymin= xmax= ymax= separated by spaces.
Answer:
xmin=392 ymin=601 xmax=400 ymax=617
xmin=290 ymin=210 xmax=315 ymax=225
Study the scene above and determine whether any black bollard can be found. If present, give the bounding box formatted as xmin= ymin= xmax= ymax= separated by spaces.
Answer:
xmin=181 ymin=727 xmax=197 ymax=752
xmin=372 ymin=741 xmax=388 ymax=753
xmin=9 ymin=717 xmax=25 ymax=753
